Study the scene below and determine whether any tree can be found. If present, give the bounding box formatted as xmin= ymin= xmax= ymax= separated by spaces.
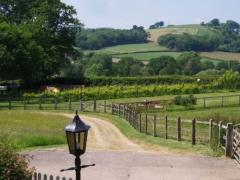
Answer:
xmin=147 ymin=56 xmax=176 ymax=75
xmin=114 ymin=57 xmax=144 ymax=76
xmin=226 ymin=20 xmax=239 ymax=32
xmin=215 ymin=61 xmax=228 ymax=71
xmin=201 ymin=60 xmax=215 ymax=70
xmin=211 ymin=18 xmax=220 ymax=27
xmin=176 ymin=51 xmax=201 ymax=75
xmin=84 ymin=64 xmax=104 ymax=77
xmin=87 ymin=53 xmax=113 ymax=76
xmin=219 ymin=69 xmax=238 ymax=91
xmin=0 ymin=0 xmax=82 ymax=83
xmin=159 ymin=21 xmax=164 ymax=27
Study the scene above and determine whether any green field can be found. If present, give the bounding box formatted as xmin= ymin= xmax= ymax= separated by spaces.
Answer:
xmin=113 ymin=51 xmax=221 ymax=64
xmin=83 ymin=24 xmax=240 ymax=63
xmin=146 ymin=24 xmax=216 ymax=42
xmin=84 ymin=42 xmax=168 ymax=55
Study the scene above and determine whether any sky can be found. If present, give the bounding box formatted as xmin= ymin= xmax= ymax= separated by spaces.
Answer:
xmin=61 ymin=0 xmax=240 ymax=30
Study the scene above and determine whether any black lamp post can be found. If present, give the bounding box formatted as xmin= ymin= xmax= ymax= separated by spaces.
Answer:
xmin=63 ymin=111 xmax=91 ymax=180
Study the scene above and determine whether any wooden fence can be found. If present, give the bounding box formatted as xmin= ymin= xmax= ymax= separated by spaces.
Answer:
xmin=111 ymin=103 xmax=240 ymax=164
xmin=30 ymin=172 xmax=72 ymax=180
xmin=0 ymin=94 xmax=240 ymax=111
xmin=111 ymin=103 xmax=214 ymax=144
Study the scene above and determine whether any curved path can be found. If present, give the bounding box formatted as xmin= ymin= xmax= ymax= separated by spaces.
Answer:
xmin=25 ymin=114 xmax=240 ymax=180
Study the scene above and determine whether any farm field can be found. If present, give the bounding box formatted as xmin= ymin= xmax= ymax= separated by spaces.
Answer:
xmin=83 ymin=42 xmax=168 ymax=55
xmin=146 ymin=24 xmax=216 ymax=42
xmin=113 ymin=51 xmax=221 ymax=64
xmin=200 ymin=52 xmax=240 ymax=61
xmin=81 ymin=24 xmax=240 ymax=63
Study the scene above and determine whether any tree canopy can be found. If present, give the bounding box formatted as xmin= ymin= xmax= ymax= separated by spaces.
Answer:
xmin=0 ymin=0 xmax=82 ymax=83
xmin=75 ymin=26 xmax=149 ymax=50
xmin=158 ymin=19 xmax=240 ymax=53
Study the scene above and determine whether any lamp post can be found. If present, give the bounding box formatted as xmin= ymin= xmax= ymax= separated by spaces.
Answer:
xmin=63 ymin=111 xmax=91 ymax=180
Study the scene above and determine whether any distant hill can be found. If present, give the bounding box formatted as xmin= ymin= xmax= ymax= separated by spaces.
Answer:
xmin=146 ymin=24 xmax=216 ymax=42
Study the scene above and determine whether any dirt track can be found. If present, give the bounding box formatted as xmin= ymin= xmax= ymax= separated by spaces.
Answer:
xmin=60 ymin=114 xmax=170 ymax=154
xmin=27 ymin=113 xmax=240 ymax=180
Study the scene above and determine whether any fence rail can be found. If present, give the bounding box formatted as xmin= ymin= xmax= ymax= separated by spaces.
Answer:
xmin=0 ymin=94 xmax=240 ymax=111
xmin=111 ymin=103 xmax=214 ymax=145
xmin=1 ymin=96 xmax=240 ymax=165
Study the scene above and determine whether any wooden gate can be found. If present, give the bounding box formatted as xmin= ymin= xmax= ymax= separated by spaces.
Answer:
xmin=231 ymin=124 xmax=240 ymax=164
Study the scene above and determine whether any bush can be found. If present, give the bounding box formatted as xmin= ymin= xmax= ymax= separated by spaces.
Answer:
xmin=173 ymin=94 xmax=197 ymax=107
xmin=0 ymin=143 xmax=35 ymax=180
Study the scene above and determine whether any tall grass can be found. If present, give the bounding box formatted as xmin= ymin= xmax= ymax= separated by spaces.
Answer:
xmin=0 ymin=110 xmax=70 ymax=150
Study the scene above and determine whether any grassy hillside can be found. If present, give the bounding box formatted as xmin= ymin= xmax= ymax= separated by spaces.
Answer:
xmin=83 ymin=24 xmax=240 ymax=62
xmin=146 ymin=24 xmax=216 ymax=42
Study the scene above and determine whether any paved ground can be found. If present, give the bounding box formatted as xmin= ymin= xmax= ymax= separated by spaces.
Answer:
xmin=24 ymin=113 xmax=240 ymax=180
xmin=26 ymin=148 xmax=240 ymax=180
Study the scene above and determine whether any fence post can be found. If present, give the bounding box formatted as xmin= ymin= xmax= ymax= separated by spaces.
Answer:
xmin=209 ymin=119 xmax=213 ymax=144
xmin=204 ymin=98 xmax=206 ymax=108
xmin=177 ymin=117 xmax=181 ymax=141
xmin=225 ymin=123 xmax=233 ymax=157
xmin=8 ymin=97 xmax=11 ymax=110
xmin=118 ymin=104 xmax=120 ymax=116
xmin=54 ymin=98 xmax=57 ymax=110
xmin=153 ymin=114 xmax=156 ymax=137
xmin=24 ymin=97 xmax=26 ymax=110
xmin=164 ymin=115 xmax=168 ymax=139
xmin=39 ymin=97 xmax=42 ymax=109
xmin=68 ymin=98 xmax=71 ymax=110
xmin=218 ymin=121 xmax=222 ymax=148
xmin=145 ymin=114 xmax=148 ymax=135
xmin=135 ymin=112 xmax=138 ymax=129
xmin=93 ymin=100 xmax=96 ymax=112
xmin=139 ymin=113 xmax=142 ymax=132
xmin=104 ymin=101 xmax=106 ymax=113
xmin=123 ymin=104 xmax=125 ymax=118
xmin=192 ymin=118 xmax=196 ymax=145
xmin=80 ymin=99 xmax=83 ymax=111
xmin=111 ymin=102 xmax=114 ymax=115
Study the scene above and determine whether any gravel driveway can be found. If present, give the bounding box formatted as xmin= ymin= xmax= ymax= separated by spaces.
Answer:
xmin=24 ymin=114 xmax=240 ymax=180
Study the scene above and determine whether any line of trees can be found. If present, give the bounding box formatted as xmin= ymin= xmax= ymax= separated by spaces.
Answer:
xmin=75 ymin=25 xmax=150 ymax=50
xmin=63 ymin=51 xmax=240 ymax=77
xmin=158 ymin=19 xmax=240 ymax=52
xmin=149 ymin=21 xmax=164 ymax=29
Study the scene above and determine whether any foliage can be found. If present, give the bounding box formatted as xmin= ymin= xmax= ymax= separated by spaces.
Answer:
xmin=76 ymin=26 xmax=149 ymax=50
xmin=218 ymin=69 xmax=239 ymax=91
xmin=146 ymin=55 xmax=176 ymax=75
xmin=0 ymin=0 xmax=82 ymax=83
xmin=22 ymin=83 xmax=215 ymax=101
xmin=176 ymin=51 xmax=202 ymax=75
xmin=112 ymin=57 xmax=144 ymax=76
xmin=173 ymin=94 xmax=197 ymax=107
xmin=0 ymin=143 xmax=35 ymax=180
xmin=157 ymin=19 xmax=240 ymax=53
xmin=149 ymin=21 xmax=164 ymax=29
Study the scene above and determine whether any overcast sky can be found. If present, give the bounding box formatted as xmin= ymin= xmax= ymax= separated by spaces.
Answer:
xmin=61 ymin=0 xmax=240 ymax=29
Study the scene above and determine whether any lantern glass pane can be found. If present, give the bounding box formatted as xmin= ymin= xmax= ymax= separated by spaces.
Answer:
xmin=66 ymin=132 xmax=75 ymax=155
xmin=80 ymin=132 xmax=85 ymax=150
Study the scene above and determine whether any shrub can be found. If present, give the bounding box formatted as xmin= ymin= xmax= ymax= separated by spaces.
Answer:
xmin=173 ymin=94 xmax=197 ymax=107
xmin=0 ymin=143 xmax=35 ymax=180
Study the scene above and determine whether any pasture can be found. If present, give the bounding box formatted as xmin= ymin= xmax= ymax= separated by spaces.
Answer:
xmin=113 ymin=51 xmax=221 ymax=64
xmin=146 ymin=24 xmax=216 ymax=42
